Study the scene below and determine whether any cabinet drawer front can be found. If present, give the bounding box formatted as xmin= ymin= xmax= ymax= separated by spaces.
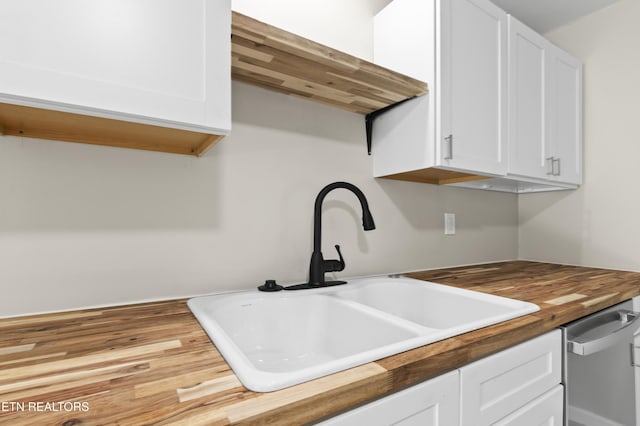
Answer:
xmin=320 ymin=370 xmax=459 ymax=426
xmin=494 ymin=385 xmax=563 ymax=426
xmin=460 ymin=330 xmax=561 ymax=426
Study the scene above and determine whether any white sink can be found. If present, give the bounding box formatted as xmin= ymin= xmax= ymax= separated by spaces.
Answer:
xmin=188 ymin=291 xmax=429 ymax=392
xmin=333 ymin=276 xmax=537 ymax=331
xmin=188 ymin=276 xmax=539 ymax=392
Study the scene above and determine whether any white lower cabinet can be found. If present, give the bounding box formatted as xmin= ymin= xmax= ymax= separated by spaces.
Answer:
xmin=493 ymin=385 xmax=564 ymax=426
xmin=319 ymin=370 xmax=459 ymax=426
xmin=460 ymin=330 xmax=562 ymax=426
xmin=321 ymin=330 xmax=562 ymax=426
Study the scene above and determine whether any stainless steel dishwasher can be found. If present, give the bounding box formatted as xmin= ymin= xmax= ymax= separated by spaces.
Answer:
xmin=562 ymin=297 xmax=640 ymax=426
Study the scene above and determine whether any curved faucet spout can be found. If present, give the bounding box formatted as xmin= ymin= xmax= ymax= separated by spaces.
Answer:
xmin=303 ymin=181 xmax=375 ymax=287
xmin=313 ymin=182 xmax=375 ymax=253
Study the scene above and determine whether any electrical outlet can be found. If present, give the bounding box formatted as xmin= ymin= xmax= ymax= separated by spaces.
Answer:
xmin=444 ymin=213 xmax=456 ymax=235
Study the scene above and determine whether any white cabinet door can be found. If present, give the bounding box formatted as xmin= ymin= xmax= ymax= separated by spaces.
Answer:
xmin=460 ymin=330 xmax=562 ymax=426
xmin=438 ymin=0 xmax=508 ymax=176
xmin=320 ymin=370 xmax=459 ymax=426
xmin=373 ymin=0 xmax=582 ymax=192
xmin=548 ymin=46 xmax=582 ymax=185
xmin=506 ymin=16 xmax=582 ymax=187
xmin=494 ymin=385 xmax=564 ymax=426
xmin=372 ymin=0 xmax=507 ymax=179
xmin=0 ymin=0 xmax=230 ymax=134
xmin=507 ymin=17 xmax=550 ymax=180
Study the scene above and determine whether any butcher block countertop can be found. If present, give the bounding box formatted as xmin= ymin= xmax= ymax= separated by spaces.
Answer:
xmin=3 ymin=261 xmax=640 ymax=425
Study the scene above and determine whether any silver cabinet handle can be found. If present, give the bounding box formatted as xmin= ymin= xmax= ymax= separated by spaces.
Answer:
xmin=554 ymin=158 xmax=561 ymax=176
xmin=443 ymin=135 xmax=453 ymax=160
xmin=631 ymin=344 xmax=640 ymax=367
xmin=546 ymin=157 xmax=555 ymax=175
xmin=546 ymin=157 xmax=562 ymax=176
xmin=567 ymin=309 xmax=640 ymax=356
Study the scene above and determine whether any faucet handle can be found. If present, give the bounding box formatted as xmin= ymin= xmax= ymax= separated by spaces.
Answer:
xmin=324 ymin=245 xmax=345 ymax=272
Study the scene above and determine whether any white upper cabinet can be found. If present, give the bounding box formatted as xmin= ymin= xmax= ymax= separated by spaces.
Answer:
xmin=373 ymin=0 xmax=582 ymax=192
xmin=507 ymin=16 xmax=582 ymax=186
xmin=440 ymin=0 xmax=508 ymax=176
xmin=373 ymin=0 xmax=507 ymax=184
xmin=0 ymin=0 xmax=230 ymax=155
xmin=548 ymin=45 xmax=583 ymax=185
xmin=507 ymin=17 xmax=550 ymax=180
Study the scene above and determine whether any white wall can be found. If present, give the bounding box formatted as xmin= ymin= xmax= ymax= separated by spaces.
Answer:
xmin=231 ymin=0 xmax=392 ymax=60
xmin=518 ymin=0 xmax=640 ymax=271
xmin=0 ymin=1 xmax=518 ymax=318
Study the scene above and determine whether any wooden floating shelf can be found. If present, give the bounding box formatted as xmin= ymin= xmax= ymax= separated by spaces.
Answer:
xmin=231 ymin=12 xmax=428 ymax=115
xmin=0 ymin=102 xmax=223 ymax=156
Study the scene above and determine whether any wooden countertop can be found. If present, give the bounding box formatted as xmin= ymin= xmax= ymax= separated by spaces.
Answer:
xmin=2 ymin=261 xmax=640 ymax=425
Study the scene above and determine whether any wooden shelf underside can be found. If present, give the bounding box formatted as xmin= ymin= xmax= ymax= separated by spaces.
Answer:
xmin=380 ymin=168 xmax=491 ymax=185
xmin=231 ymin=12 xmax=428 ymax=115
xmin=0 ymin=103 xmax=223 ymax=156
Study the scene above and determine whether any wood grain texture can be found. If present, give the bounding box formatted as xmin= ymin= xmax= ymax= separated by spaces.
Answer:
xmin=231 ymin=12 xmax=427 ymax=115
xmin=406 ymin=261 xmax=640 ymax=328
xmin=0 ymin=102 xmax=224 ymax=156
xmin=2 ymin=261 xmax=640 ymax=425
xmin=379 ymin=168 xmax=491 ymax=185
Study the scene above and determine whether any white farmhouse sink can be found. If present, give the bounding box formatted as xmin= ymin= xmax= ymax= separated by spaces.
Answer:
xmin=188 ymin=276 xmax=539 ymax=392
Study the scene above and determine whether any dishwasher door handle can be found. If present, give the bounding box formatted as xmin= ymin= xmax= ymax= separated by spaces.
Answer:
xmin=567 ymin=309 xmax=640 ymax=356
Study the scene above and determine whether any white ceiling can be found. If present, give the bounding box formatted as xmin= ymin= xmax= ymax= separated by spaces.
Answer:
xmin=491 ymin=0 xmax=623 ymax=33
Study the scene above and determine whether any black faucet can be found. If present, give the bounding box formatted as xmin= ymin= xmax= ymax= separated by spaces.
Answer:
xmin=285 ymin=182 xmax=376 ymax=290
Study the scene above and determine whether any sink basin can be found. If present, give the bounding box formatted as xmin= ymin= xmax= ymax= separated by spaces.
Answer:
xmin=332 ymin=276 xmax=537 ymax=330
xmin=188 ymin=291 xmax=428 ymax=392
xmin=188 ymin=276 xmax=539 ymax=392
